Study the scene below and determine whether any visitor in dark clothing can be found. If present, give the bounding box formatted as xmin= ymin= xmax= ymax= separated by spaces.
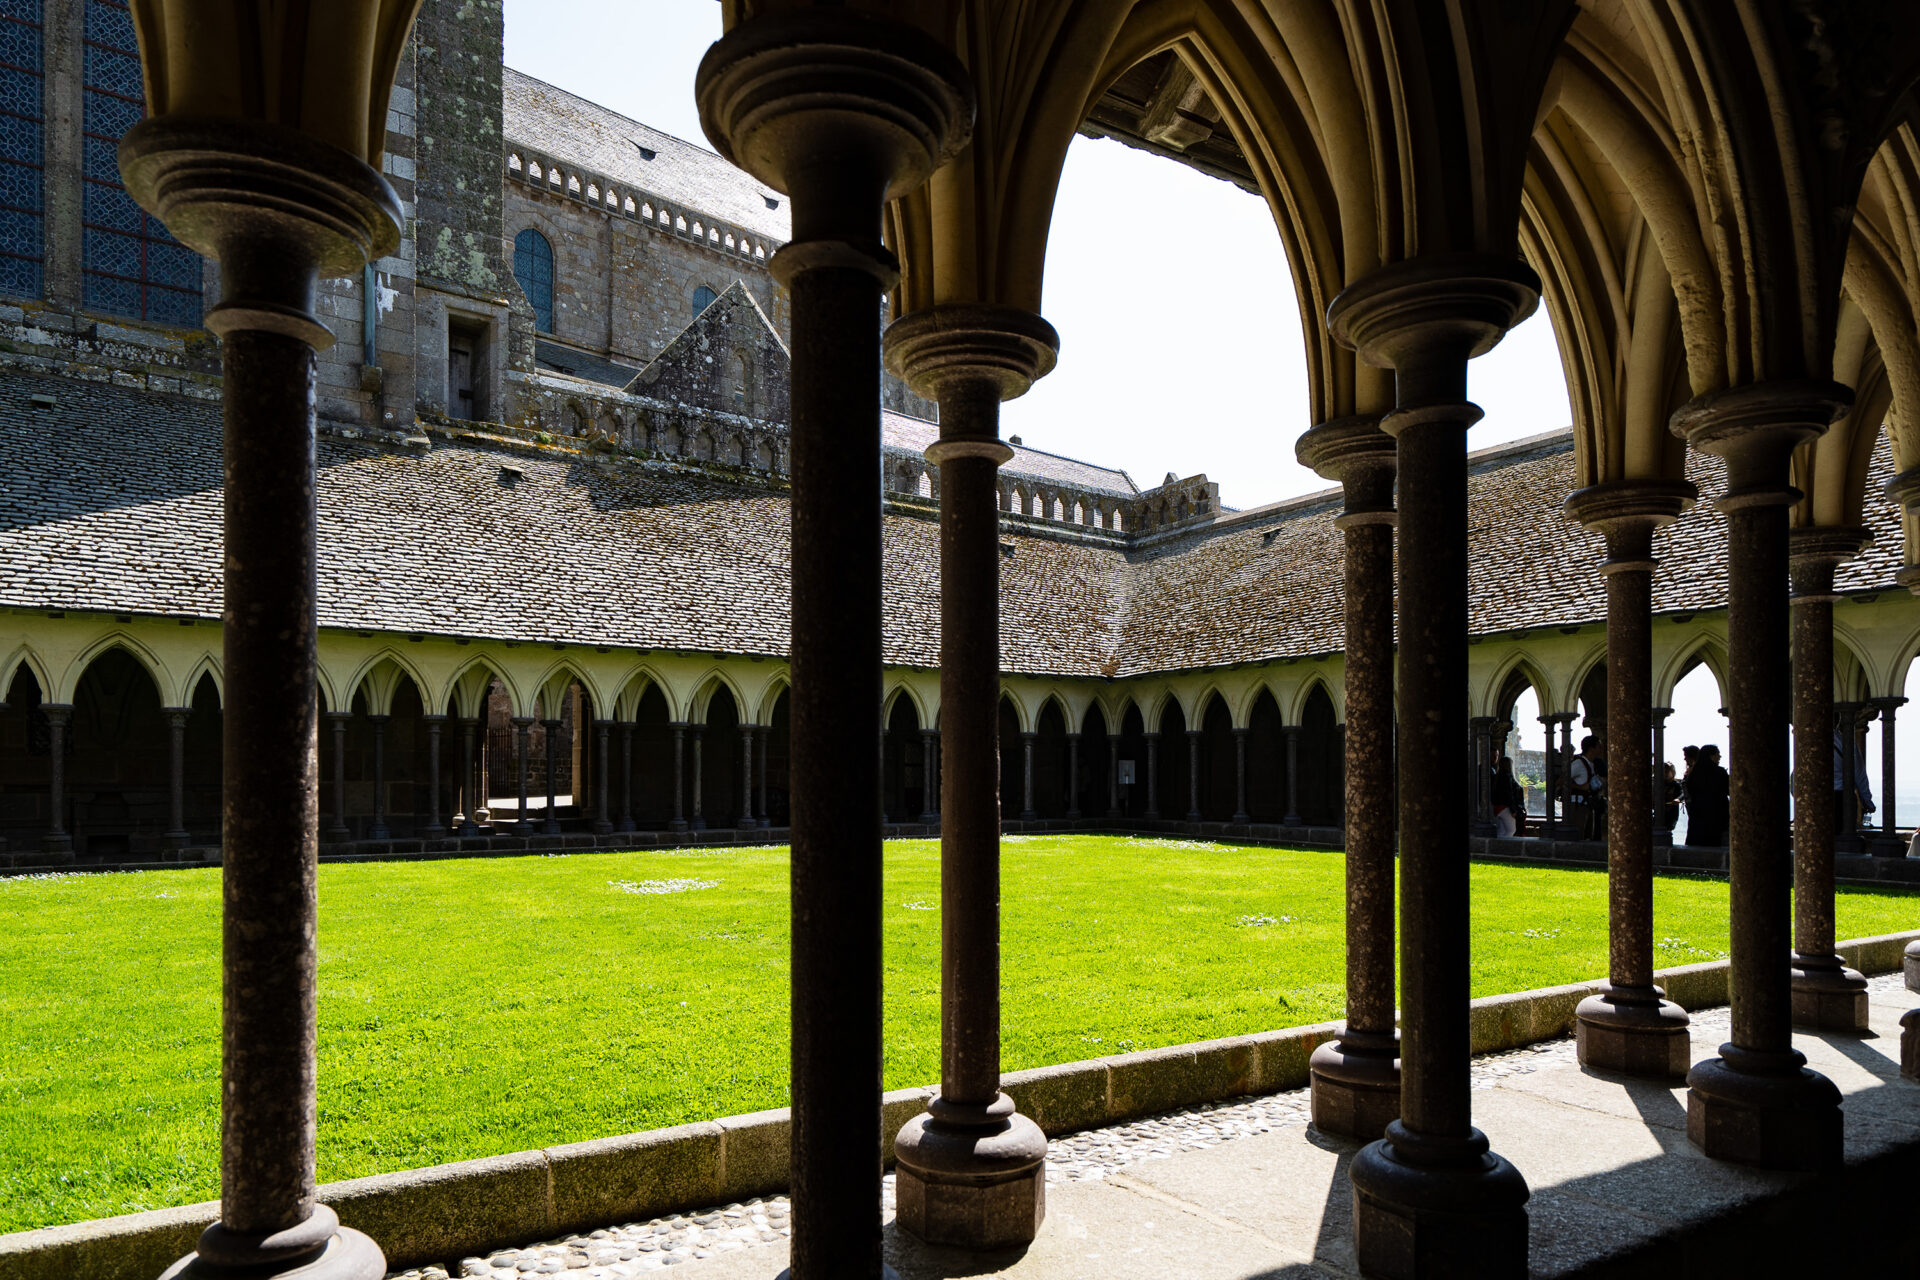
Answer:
xmin=1684 ymin=745 xmax=1729 ymax=846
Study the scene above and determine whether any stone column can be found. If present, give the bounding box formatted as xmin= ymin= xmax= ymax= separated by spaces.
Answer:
xmin=1019 ymin=731 xmax=1036 ymax=820
xmin=689 ymin=725 xmax=706 ymax=832
xmin=1144 ymin=733 xmax=1160 ymax=818
xmin=1835 ymin=702 xmax=1864 ymax=851
xmin=739 ymin=726 xmax=756 ymax=829
xmin=918 ymin=729 xmax=939 ymax=823
xmin=365 ymin=715 xmax=390 ymax=841
xmin=1568 ymin=482 xmax=1697 ymax=1077
xmin=1672 ymin=381 xmax=1847 ymax=1169
xmin=422 ymin=715 xmax=444 ymax=834
xmin=41 ymin=703 xmax=71 ymax=855
xmin=512 ymin=717 xmax=534 ymax=834
xmin=540 ymin=719 xmax=562 ymax=835
xmin=164 ymin=708 xmax=192 ymax=849
xmin=1468 ymin=715 xmax=1497 ymax=836
xmin=1786 ymin=528 xmax=1871 ymax=1031
xmin=880 ymin=727 xmax=893 ymax=823
xmin=458 ymin=719 xmax=480 ymax=837
xmin=617 ymin=722 xmax=636 ymax=834
xmin=699 ymin=16 xmax=971 ymax=1273
xmin=1298 ymin=416 xmax=1400 ymax=1140
xmin=121 ymin=108 xmax=402 ymax=1278
xmin=592 ymin=720 xmax=615 ymax=835
xmin=324 ymin=712 xmax=352 ymax=843
xmin=1558 ymin=714 xmax=1577 ymax=834
xmin=1651 ymin=706 xmax=1673 ymax=847
xmin=756 ymin=725 xmax=770 ymax=825
xmin=1872 ymin=696 xmax=1905 ymax=851
xmin=883 ymin=303 xmax=1055 ymax=1246
xmin=668 ymin=723 xmax=688 ymax=833
xmin=1538 ymin=713 xmax=1560 ymax=835
xmin=1282 ymin=724 xmax=1303 ymax=827
xmin=1106 ymin=731 xmax=1121 ymax=819
xmin=1328 ymin=256 xmax=1538 ymax=1268
xmin=1185 ymin=729 xmax=1203 ymax=822
xmin=1065 ymin=733 xmax=1082 ymax=820
xmin=1230 ymin=728 xmax=1250 ymax=824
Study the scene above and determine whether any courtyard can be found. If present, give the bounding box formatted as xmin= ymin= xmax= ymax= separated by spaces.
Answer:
xmin=3 ymin=836 xmax=1915 ymax=1236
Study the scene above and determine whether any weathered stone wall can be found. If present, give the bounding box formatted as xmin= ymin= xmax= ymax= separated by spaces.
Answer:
xmin=413 ymin=0 xmax=508 ymax=299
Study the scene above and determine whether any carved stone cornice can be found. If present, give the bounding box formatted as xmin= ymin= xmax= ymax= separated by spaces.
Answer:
xmin=1326 ymin=253 xmax=1541 ymax=372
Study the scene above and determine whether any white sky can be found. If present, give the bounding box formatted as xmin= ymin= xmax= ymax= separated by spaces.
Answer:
xmin=504 ymin=1 xmax=1920 ymax=823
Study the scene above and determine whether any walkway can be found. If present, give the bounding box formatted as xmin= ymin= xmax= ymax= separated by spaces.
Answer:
xmin=393 ymin=974 xmax=1919 ymax=1280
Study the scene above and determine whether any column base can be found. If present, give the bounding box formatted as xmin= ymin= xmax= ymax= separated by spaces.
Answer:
xmin=458 ymin=821 xmax=480 ymax=837
xmin=894 ymin=1093 xmax=1046 ymax=1250
xmin=1349 ymin=1123 xmax=1529 ymax=1280
xmin=591 ymin=819 xmax=614 ymax=835
xmin=1903 ymin=938 xmax=1919 ymax=993
xmin=1230 ymin=811 xmax=1251 ymax=824
xmin=1864 ymin=833 xmax=1907 ymax=857
xmin=162 ymin=1208 xmax=385 ymax=1280
xmin=1308 ymin=1033 xmax=1400 ymax=1141
xmin=1019 ymin=810 xmax=1036 ymax=821
xmin=40 ymin=834 xmax=72 ymax=855
xmin=669 ymin=819 xmax=688 ymax=833
xmin=366 ymin=824 xmax=390 ymax=841
xmin=322 ymin=825 xmax=351 ymax=844
xmin=1575 ymin=984 xmax=1691 ymax=1078
xmin=1789 ymin=954 xmax=1870 ymax=1031
xmin=616 ymin=819 xmax=637 ymax=834
xmin=541 ymin=819 xmax=563 ymax=835
xmin=1686 ymin=1045 xmax=1842 ymax=1171
xmin=1902 ymin=1010 xmax=1919 ymax=1080
xmin=163 ymin=830 xmax=191 ymax=851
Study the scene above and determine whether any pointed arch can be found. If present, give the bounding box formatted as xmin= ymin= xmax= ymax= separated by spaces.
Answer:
xmin=530 ymin=657 xmax=604 ymax=721
xmin=1 ymin=643 xmax=53 ymax=704
xmin=754 ymin=671 xmax=790 ymax=726
xmin=1655 ymin=633 xmax=1731 ymax=710
xmin=611 ymin=660 xmax=680 ymax=722
xmin=883 ymin=680 xmax=930 ymax=730
xmin=342 ymin=649 xmax=434 ymax=718
xmin=58 ymin=631 xmax=170 ymax=705
xmin=1560 ymin=639 xmax=1612 ymax=722
xmin=442 ymin=654 xmax=523 ymax=719
xmin=689 ymin=666 xmax=750 ymax=724
xmin=1286 ymin=673 xmax=1339 ymax=727
xmin=179 ymin=652 xmax=223 ymax=709
xmin=1478 ymin=647 xmax=1557 ymax=719
xmin=1182 ymin=680 xmax=1236 ymax=729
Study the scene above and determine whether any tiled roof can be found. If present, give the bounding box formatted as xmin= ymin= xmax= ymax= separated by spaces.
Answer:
xmin=882 ymin=413 xmax=1138 ymax=495
xmin=503 ymin=68 xmax=790 ymax=246
xmin=0 ymin=372 xmax=1905 ymax=681
xmin=533 ymin=339 xmax=642 ymax=388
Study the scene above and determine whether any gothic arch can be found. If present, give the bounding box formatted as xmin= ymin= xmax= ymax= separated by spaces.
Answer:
xmin=1559 ymin=640 xmax=1612 ymax=722
xmin=612 ymin=662 xmax=679 ymax=722
xmin=1 ymin=643 xmax=53 ymax=704
xmin=531 ymin=658 xmax=604 ymax=720
xmin=883 ymin=681 xmax=931 ymax=730
xmin=1654 ymin=634 xmax=1731 ymax=710
xmin=58 ymin=632 xmax=171 ymax=705
xmin=1286 ymin=673 xmax=1339 ymax=727
xmin=755 ymin=673 xmax=791 ymax=726
xmin=1479 ymin=648 xmax=1557 ymax=719
xmin=341 ymin=649 xmax=434 ymax=718
xmin=179 ymin=652 xmax=224 ymax=709
xmin=689 ymin=667 xmax=749 ymax=724
xmin=444 ymin=655 xmax=523 ymax=719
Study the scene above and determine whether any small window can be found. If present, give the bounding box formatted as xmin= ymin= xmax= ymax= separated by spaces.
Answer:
xmin=513 ymin=228 xmax=554 ymax=332
xmin=692 ymin=284 xmax=718 ymax=317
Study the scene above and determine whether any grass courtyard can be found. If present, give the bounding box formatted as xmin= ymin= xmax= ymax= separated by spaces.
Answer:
xmin=1 ymin=834 xmax=1915 ymax=1234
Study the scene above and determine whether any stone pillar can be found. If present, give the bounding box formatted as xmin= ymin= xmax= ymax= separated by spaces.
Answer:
xmin=689 ymin=725 xmax=706 ymax=832
xmin=1558 ymin=713 xmax=1577 ymax=835
xmin=617 ymin=722 xmax=636 ymax=834
xmin=698 ymin=15 xmax=972 ymax=1273
xmin=1328 ymin=257 xmax=1539 ymax=1269
xmin=324 ymin=712 xmax=352 ymax=843
xmin=1065 ymin=733 xmax=1082 ymax=820
xmin=592 ymin=720 xmax=615 ymax=835
xmin=1144 ymin=733 xmax=1160 ymax=818
xmin=1787 ymin=529 xmax=1872 ymax=1031
xmin=1282 ymin=725 xmax=1303 ymax=827
xmin=40 ymin=703 xmax=71 ymax=854
xmin=883 ymin=303 xmax=1056 ymax=1247
xmin=1106 ymin=730 xmax=1121 ymax=819
xmin=918 ymin=730 xmax=939 ymax=824
xmin=1651 ymin=706 xmax=1673 ymax=847
xmin=365 ymin=715 xmax=390 ymax=841
xmin=1673 ymin=381 xmax=1847 ymax=1169
xmin=756 ymin=725 xmax=770 ymax=825
xmin=1298 ymin=416 xmax=1400 ymax=1141
xmin=422 ymin=715 xmax=444 ymax=834
xmin=1567 ymin=482 xmax=1697 ymax=1078
xmin=1019 ymin=731 xmax=1036 ymax=820
xmin=1835 ymin=701 xmax=1864 ymax=851
xmin=540 ymin=719 xmax=562 ymax=835
xmin=739 ymin=726 xmax=756 ymax=829
xmin=512 ymin=717 xmax=534 ymax=834
xmin=1230 ymin=728 xmax=1251 ymax=824
xmin=1871 ymin=696 xmax=1905 ymax=852
xmin=121 ymin=105 xmax=402 ymax=1278
xmin=880 ymin=727 xmax=893 ymax=823
xmin=458 ymin=718 xmax=480 ymax=837
xmin=164 ymin=708 xmax=192 ymax=849
xmin=669 ymin=723 xmax=688 ymax=833
xmin=1468 ymin=715 xmax=1497 ymax=836
xmin=1538 ymin=713 xmax=1560 ymax=836
xmin=1185 ymin=729 xmax=1203 ymax=822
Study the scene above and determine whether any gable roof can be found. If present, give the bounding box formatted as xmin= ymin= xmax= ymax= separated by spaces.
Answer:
xmin=881 ymin=414 xmax=1139 ymax=496
xmin=627 ymin=280 xmax=788 ymax=400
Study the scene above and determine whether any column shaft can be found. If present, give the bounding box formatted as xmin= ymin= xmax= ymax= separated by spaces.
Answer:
xmin=514 ymin=718 xmax=532 ymax=833
xmin=42 ymin=704 xmax=71 ymax=852
xmin=919 ymin=730 xmax=938 ymax=823
xmin=424 ymin=716 xmax=443 ymax=833
xmin=594 ymin=720 xmax=614 ymax=834
xmin=541 ymin=719 xmax=562 ymax=835
xmin=165 ymin=708 xmax=191 ymax=848
xmin=670 ymin=724 xmax=687 ymax=832
xmin=1231 ymin=728 xmax=1250 ymax=824
xmin=1144 ymin=734 xmax=1159 ymax=818
xmin=325 ymin=713 xmax=351 ymax=842
xmin=1185 ymin=730 xmax=1202 ymax=822
xmin=618 ymin=723 xmax=636 ymax=833
xmin=690 ymin=726 xmax=705 ymax=830
xmin=460 ymin=719 xmax=479 ymax=836
xmin=1283 ymin=724 xmax=1302 ymax=826
xmin=1020 ymin=732 xmax=1035 ymax=820
xmin=366 ymin=716 xmax=389 ymax=840
xmin=1066 ymin=733 xmax=1082 ymax=819
xmin=739 ymin=726 xmax=755 ymax=828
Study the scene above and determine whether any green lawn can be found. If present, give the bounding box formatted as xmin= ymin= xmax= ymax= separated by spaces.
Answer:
xmin=1 ymin=835 xmax=1914 ymax=1233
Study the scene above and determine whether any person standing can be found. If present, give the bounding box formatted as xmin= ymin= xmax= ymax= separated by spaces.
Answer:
xmin=1492 ymin=755 xmax=1524 ymax=838
xmin=1658 ymin=761 xmax=1682 ymax=832
xmin=1568 ymin=734 xmax=1606 ymax=840
xmin=1685 ymin=744 xmax=1729 ymax=846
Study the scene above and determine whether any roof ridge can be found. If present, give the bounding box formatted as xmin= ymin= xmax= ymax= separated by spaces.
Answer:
xmin=502 ymin=64 xmax=729 ymax=165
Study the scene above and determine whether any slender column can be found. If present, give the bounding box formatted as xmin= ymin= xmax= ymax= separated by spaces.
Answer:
xmin=42 ymin=703 xmax=72 ymax=854
xmin=1468 ymin=715 xmax=1497 ymax=835
xmin=918 ymin=729 xmax=939 ymax=823
xmin=1569 ymin=485 xmax=1696 ymax=1076
xmin=1144 ymin=733 xmax=1160 ymax=818
xmin=884 ymin=305 xmax=1055 ymax=1245
xmin=1538 ymin=714 xmax=1559 ymax=835
xmin=1835 ymin=702 xmax=1864 ymax=850
xmin=617 ymin=722 xmax=636 ymax=833
xmin=164 ymin=708 xmax=192 ymax=849
xmin=365 ymin=715 xmax=390 ymax=841
xmin=1065 ymin=733 xmax=1083 ymax=820
xmin=668 ymin=723 xmax=688 ymax=832
xmin=121 ymin=113 xmax=401 ymax=1278
xmin=458 ymin=719 xmax=480 ymax=837
xmin=538 ymin=719 xmax=562 ymax=835
xmin=324 ymin=712 xmax=352 ymax=842
xmin=1019 ymin=731 xmax=1036 ymax=820
xmin=1674 ymin=382 xmax=1847 ymax=1169
xmin=739 ymin=725 xmax=756 ymax=829
xmin=1558 ymin=714 xmax=1577 ymax=833
xmin=1282 ymin=724 xmax=1302 ymax=826
xmin=756 ymin=724 xmax=769 ymax=825
xmin=1299 ymin=416 xmax=1401 ymax=1141
xmin=512 ymin=717 xmax=534 ymax=833
xmin=1106 ymin=731 xmax=1121 ymax=818
xmin=689 ymin=725 xmax=706 ymax=831
xmin=422 ymin=715 xmax=444 ymax=834
xmin=1230 ymin=728 xmax=1250 ymax=824
xmin=700 ymin=18 xmax=972 ymax=1274
xmin=1329 ymin=257 xmax=1538 ymax=1270
xmin=1651 ymin=707 xmax=1673 ymax=847
xmin=1185 ymin=729 xmax=1202 ymax=822
xmin=880 ymin=727 xmax=893 ymax=823
xmin=1787 ymin=530 xmax=1871 ymax=1030
xmin=1873 ymin=696 xmax=1905 ymax=847
xmin=592 ymin=720 xmax=614 ymax=835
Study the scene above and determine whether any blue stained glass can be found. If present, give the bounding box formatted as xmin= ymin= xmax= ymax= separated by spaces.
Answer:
xmin=84 ymin=227 xmax=137 ymax=275
xmin=0 ymin=114 xmax=38 ymax=166
xmin=84 ymin=0 xmax=132 ymax=46
xmin=0 ymin=247 xmax=38 ymax=297
xmin=146 ymin=238 xmax=200 ymax=286
xmin=87 ymin=181 xmax=139 ymax=229
xmin=81 ymin=134 xmax=118 ymax=180
xmin=0 ymin=3 xmax=44 ymax=25
xmin=513 ymin=228 xmax=554 ymax=332
xmin=85 ymin=88 xmax=138 ymax=138
xmin=83 ymin=271 xmax=135 ymax=314
xmin=0 ymin=74 xmax=40 ymax=127
xmin=0 ymin=22 xmax=41 ymax=70
xmin=147 ymin=285 xmax=200 ymax=327
xmin=0 ymin=161 xmax=40 ymax=211
xmin=0 ymin=206 xmax=37 ymax=251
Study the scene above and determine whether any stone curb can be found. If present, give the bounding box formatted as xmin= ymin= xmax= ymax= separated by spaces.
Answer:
xmin=5 ymin=929 xmax=1915 ymax=1278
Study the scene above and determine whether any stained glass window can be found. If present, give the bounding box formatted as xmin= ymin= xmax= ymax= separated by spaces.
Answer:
xmin=513 ymin=228 xmax=554 ymax=332
xmin=82 ymin=0 xmax=200 ymax=326
xmin=0 ymin=1 xmax=44 ymax=299
xmin=692 ymin=284 xmax=717 ymax=317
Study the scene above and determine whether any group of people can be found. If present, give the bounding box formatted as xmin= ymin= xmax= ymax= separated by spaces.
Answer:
xmin=1662 ymin=744 xmax=1729 ymax=846
xmin=1485 ymin=735 xmax=1732 ymax=846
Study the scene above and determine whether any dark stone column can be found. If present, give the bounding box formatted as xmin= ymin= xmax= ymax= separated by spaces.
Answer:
xmin=324 ymin=712 xmax=352 ymax=843
xmin=617 ymin=721 xmax=636 ymax=834
xmin=756 ymin=724 xmax=769 ymax=825
xmin=918 ymin=729 xmax=939 ymax=823
xmin=1468 ymin=715 xmax=1497 ymax=836
xmin=739 ymin=725 xmax=756 ymax=829
xmin=1871 ymin=696 xmax=1905 ymax=852
xmin=1651 ymin=706 xmax=1673 ymax=848
xmin=365 ymin=715 xmax=390 ymax=841
xmin=512 ymin=717 xmax=534 ymax=834
xmin=40 ymin=703 xmax=72 ymax=855
xmin=1298 ymin=416 xmax=1400 ymax=1140
xmin=1329 ymin=256 xmax=1539 ymax=1271
xmin=592 ymin=719 xmax=615 ymax=835
xmin=540 ymin=719 xmax=562 ymax=835
xmin=669 ymin=722 xmax=687 ymax=833
xmin=1144 ymin=733 xmax=1160 ymax=818
xmin=1019 ymin=731 xmax=1036 ymax=820
xmin=121 ymin=113 xmax=401 ymax=1279
xmin=422 ymin=715 xmax=444 ymax=834
xmin=1568 ymin=483 xmax=1697 ymax=1077
xmin=1538 ymin=713 xmax=1560 ymax=836
xmin=1835 ymin=702 xmax=1864 ymax=852
xmin=458 ymin=718 xmax=480 ymax=837
xmin=1185 ymin=729 xmax=1202 ymax=822
xmin=1230 ymin=728 xmax=1250 ymax=824
xmin=880 ymin=727 xmax=892 ymax=823
xmin=689 ymin=725 xmax=706 ymax=832
xmin=165 ymin=708 xmax=192 ymax=849
xmin=1559 ymin=715 xmax=1577 ymax=835
xmin=698 ymin=20 xmax=969 ymax=1273
xmin=1106 ymin=729 xmax=1121 ymax=819
xmin=1786 ymin=529 xmax=1871 ymax=1031
xmin=1673 ymin=381 xmax=1847 ymax=1170
xmin=1065 ymin=732 xmax=1082 ymax=820
xmin=1282 ymin=724 xmax=1303 ymax=827
xmin=883 ymin=303 xmax=1056 ymax=1246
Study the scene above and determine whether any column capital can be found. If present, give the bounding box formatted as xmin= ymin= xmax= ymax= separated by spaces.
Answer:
xmin=1187 ymin=728 xmax=1204 ymax=739
xmin=163 ymin=707 xmax=193 ymax=727
xmin=39 ymin=701 xmax=72 ymax=724
xmin=592 ymin=718 xmax=617 ymax=728
xmin=510 ymin=716 xmax=535 ymax=728
xmin=539 ymin=717 xmax=563 ymax=730
xmin=364 ymin=713 xmax=389 ymax=725
xmin=420 ymin=713 xmax=447 ymax=725
xmin=1789 ymin=523 xmax=1871 ymax=601
xmin=1327 ymin=253 xmax=1540 ymax=373
xmin=885 ymin=304 xmax=1059 ymax=420
xmin=325 ymin=710 xmax=353 ymax=725
xmin=1868 ymin=695 xmax=1908 ymax=713
xmin=1670 ymin=381 xmax=1849 ymax=502
xmin=1564 ymin=479 xmax=1697 ymax=572
xmin=1652 ymin=705 xmax=1675 ymax=721
xmin=1298 ymin=416 xmax=1396 ymax=525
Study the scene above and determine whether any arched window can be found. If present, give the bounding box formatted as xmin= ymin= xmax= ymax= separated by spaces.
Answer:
xmin=513 ymin=228 xmax=554 ymax=332
xmin=692 ymin=284 xmax=718 ymax=317
xmin=0 ymin=1 xmax=45 ymax=299
xmin=81 ymin=0 xmax=200 ymax=325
